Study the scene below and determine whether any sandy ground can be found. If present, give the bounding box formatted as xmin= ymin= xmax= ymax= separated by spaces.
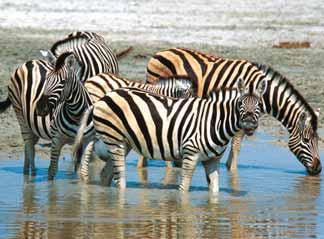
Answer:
xmin=0 ymin=27 xmax=324 ymax=158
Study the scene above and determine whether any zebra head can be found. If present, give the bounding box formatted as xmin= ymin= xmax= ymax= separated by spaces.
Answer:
xmin=36 ymin=52 xmax=83 ymax=116
xmin=288 ymin=109 xmax=321 ymax=175
xmin=237 ymin=78 xmax=267 ymax=136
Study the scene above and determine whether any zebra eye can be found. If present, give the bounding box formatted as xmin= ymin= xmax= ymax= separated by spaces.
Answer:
xmin=303 ymin=137 xmax=310 ymax=143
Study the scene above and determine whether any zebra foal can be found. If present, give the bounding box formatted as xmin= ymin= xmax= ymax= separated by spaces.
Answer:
xmin=73 ymin=78 xmax=266 ymax=192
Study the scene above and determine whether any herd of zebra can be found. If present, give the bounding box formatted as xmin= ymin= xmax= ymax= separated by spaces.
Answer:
xmin=0 ymin=31 xmax=321 ymax=192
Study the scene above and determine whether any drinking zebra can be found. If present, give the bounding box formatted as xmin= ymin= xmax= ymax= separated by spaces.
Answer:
xmin=0 ymin=32 xmax=119 ymax=175
xmin=73 ymin=78 xmax=266 ymax=192
xmin=146 ymin=48 xmax=321 ymax=175
xmin=35 ymin=52 xmax=195 ymax=179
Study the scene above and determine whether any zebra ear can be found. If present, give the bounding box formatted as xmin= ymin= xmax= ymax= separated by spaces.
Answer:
xmin=237 ymin=77 xmax=246 ymax=94
xmin=40 ymin=50 xmax=56 ymax=65
xmin=256 ymin=79 xmax=267 ymax=97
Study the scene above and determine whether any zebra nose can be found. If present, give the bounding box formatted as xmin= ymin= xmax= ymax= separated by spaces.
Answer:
xmin=244 ymin=112 xmax=257 ymax=124
xmin=307 ymin=157 xmax=322 ymax=175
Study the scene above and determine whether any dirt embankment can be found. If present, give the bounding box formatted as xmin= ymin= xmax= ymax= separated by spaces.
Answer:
xmin=0 ymin=28 xmax=323 ymax=157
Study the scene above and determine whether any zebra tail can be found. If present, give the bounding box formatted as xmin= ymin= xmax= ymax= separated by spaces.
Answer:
xmin=73 ymin=106 xmax=94 ymax=172
xmin=0 ymin=96 xmax=12 ymax=113
xmin=116 ymin=46 xmax=133 ymax=60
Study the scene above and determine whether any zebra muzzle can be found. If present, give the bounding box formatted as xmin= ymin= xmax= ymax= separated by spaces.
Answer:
xmin=307 ymin=157 xmax=322 ymax=175
xmin=240 ymin=118 xmax=258 ymax=136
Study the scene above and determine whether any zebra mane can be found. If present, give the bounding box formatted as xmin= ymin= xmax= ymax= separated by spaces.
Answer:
xmin=54 ymin=52 xmax=74 ymax=72
xmin=50 ymin=33 xmax=90 ymax=57
xmin=66 ymin=31 xmax=104 ymax=41
xmin=255 ymin=62 xmax=318 ymax=130
xmin=177 ymin=48 xmax=218 ymax=62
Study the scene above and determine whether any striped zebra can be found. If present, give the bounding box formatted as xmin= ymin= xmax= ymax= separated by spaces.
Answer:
xmin=41 ymin=31 xmax=119 ymax=81
xmin=35 ymin=53 xmax=196 ymax=179
xmin=73 ymin=78 xmax=266 ymax=191
xmin=0 ymin=32 xmax=119 ymax=175
xmin=0 ymin=53 xmax=77 ymax=175
xmin=146 ymin=48 xmax=322 ymax=175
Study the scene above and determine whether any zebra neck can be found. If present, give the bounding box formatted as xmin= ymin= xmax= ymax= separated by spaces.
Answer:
xmin=65 ymin=81 xmax=91 ymax=118
xmin=207 ymin=95 xmax=240 ymax=147
xmin=261 ymin=75 xmax=314 ymax=134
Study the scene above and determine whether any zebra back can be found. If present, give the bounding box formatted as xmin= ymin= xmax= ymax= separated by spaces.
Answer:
xmin=84 ymin=73 xmax=196 ymax=104
xmin=50 ymin=31 xmax=119 ymax=82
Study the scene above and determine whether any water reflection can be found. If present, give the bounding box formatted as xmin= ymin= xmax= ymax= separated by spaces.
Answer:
xmin=6 ymin=169 xmax=320 ymax=239
xmin=0 ymin=145 xmax=321 ymax=239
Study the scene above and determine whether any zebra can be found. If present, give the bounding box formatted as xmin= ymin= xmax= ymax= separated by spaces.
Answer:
xmin=0 ymin=32 xmax=120 ymax=175
xmin=73 ymin=78 xmax=267 ymax=192
xmin=146 ymin=47 xmax=321 ymax=175
xmin=35 ymin=53 xmax=196 ymax=179
xmin=0 ymin=53 xmax=78 ymax=175
xmin=40 ymin=31 xmax=119 ymax=80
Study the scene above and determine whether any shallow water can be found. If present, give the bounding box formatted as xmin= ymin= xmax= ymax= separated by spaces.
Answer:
xmin=0 ymin=131 xmax=323 ymax=239
xmin=0 ymin=0 xmax=323 ymax=48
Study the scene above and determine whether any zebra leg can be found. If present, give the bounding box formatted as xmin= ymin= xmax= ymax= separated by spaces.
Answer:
xmin=79 ymin=141 xmax=95 ymax=182
xmin=100 ymin=160 xmax=114 ymax=186
xmin=109 ymin=145 xmax=128 ymax=189
xmin=48 ymin=137 xmax=64 ymax=180
xmin=226 ymin=130 xmax=245 ymax=171
xmin=137 ymin=155 xmax=148 ymax=168
xmin=23 ymin=136 xmax=39 ymax=175
xmin=179 ymin=153 xmax=199 ymax=192
xmin=202 ymin=158 xmax=220 ymax=193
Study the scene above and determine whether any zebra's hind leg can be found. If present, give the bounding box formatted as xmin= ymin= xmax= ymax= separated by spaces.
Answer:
xmin=23 ymin=135 xmax=39 ymax=175
xmin=48 ymin=137 xmax=65 ymax=180
xmin=226 ymin=130 xmax=245 ymax=171
xmin=109 ymin=145 xmax=128 ymax=189
xmin=100 ymin=160 xmax=114 ymax=186
xmin=202 ymin=158 xmax=220 ymax=193
xmin=79 ymin=141 xmax=95 ymax=182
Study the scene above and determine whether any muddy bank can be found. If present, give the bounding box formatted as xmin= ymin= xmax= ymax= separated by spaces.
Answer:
xmin=0 ymin=27 xmax=323 ymax=156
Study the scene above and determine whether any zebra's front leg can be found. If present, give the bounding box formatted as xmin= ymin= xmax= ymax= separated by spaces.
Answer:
xmin=179 ymin=153 xmax=199 ymax=192
xmin=23 ymin=135 xmax=39 ymax=175
xmin=137 ymin=155 xmax=148 ymax=168
xmin=226 ymin=130 xmax=244 ymax=171
xmin=48 ymin=137 xmax=64 ymax=180
xmin=202 ymin=158 xmax=220 ymax=193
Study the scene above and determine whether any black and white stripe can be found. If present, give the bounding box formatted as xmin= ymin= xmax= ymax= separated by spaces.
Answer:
xmin=42 ymin=31 xmax=119 ymax=82
xmin=36 ymin=53 xmax=196 ymax=179
xmin=146 ymin=48 xmax=321 ymax=175
xmin=73 ymin=79 xmax=265 ymax=191
xmin=0 ymin=32 xmax=119 ymax=175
